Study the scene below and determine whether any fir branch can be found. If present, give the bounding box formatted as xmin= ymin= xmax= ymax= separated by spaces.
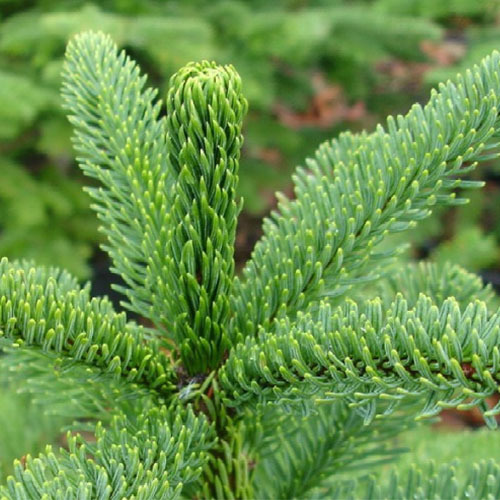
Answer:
xmin=0 ymin=258 xmax=176 ymax=399
xmin=0 ymin=405 xmax=214 ymax=500
xmin=4 ymin=29 xmax=500 ymax=499
xmin=221 ymin=294 xmax=500 ymax=426
xmin=160 ymin=61 xmax=247 ymax=373
xmin=230 ymin=51 xmax=500 ymax=343
xmin=61 ymin=31 xmax=174 ymax=327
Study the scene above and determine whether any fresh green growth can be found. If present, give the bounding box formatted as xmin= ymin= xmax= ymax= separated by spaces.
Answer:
xmin=163 ymin=61 xmax=247 ymax=371
xmin=2 ymin=30 xmax=500 ymax=499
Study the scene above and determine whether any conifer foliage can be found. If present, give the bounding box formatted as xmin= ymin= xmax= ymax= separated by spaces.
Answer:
xmin=1 ymin=31 xmax=500 ymax=499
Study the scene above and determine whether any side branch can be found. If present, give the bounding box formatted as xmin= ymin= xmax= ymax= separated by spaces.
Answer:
xmin=231 ymin=50 xmax=500 ymax=342
xmin=0 ymin=258 xmax=176 ymax=397
xmin=221 ymin=294 xmax=500 ymax=426
xmin=1 ymin=405 xmax=214 ymax=500
xmin=61 ymin=31 xmax=174 ymax=327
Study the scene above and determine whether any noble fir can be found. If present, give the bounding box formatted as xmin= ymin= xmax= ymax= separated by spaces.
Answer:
xmin=1 ymin=31 xmax=500 ymax=499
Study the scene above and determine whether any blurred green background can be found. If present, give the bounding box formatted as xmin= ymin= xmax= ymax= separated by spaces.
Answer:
xmin=2 ymin=0 xmax=500 ymax=482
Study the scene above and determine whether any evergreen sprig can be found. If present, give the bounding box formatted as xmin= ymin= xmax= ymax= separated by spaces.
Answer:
xmin=0 ymin=257 xmax=176 ymax=397
xmin=230 ymin=52 xmax=500 ymax=342
xmin=0 ymin=405 xmax=213 ymax=500
xmin=61 ymin=31 xmax=175 ymax=330
xmin=221 ymin=294 xmax=500 ymax=425
xmin=162 ymin=60 xmax=247 ymax=372
xmin=2 ymin=30 xmax=500 ymax=499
